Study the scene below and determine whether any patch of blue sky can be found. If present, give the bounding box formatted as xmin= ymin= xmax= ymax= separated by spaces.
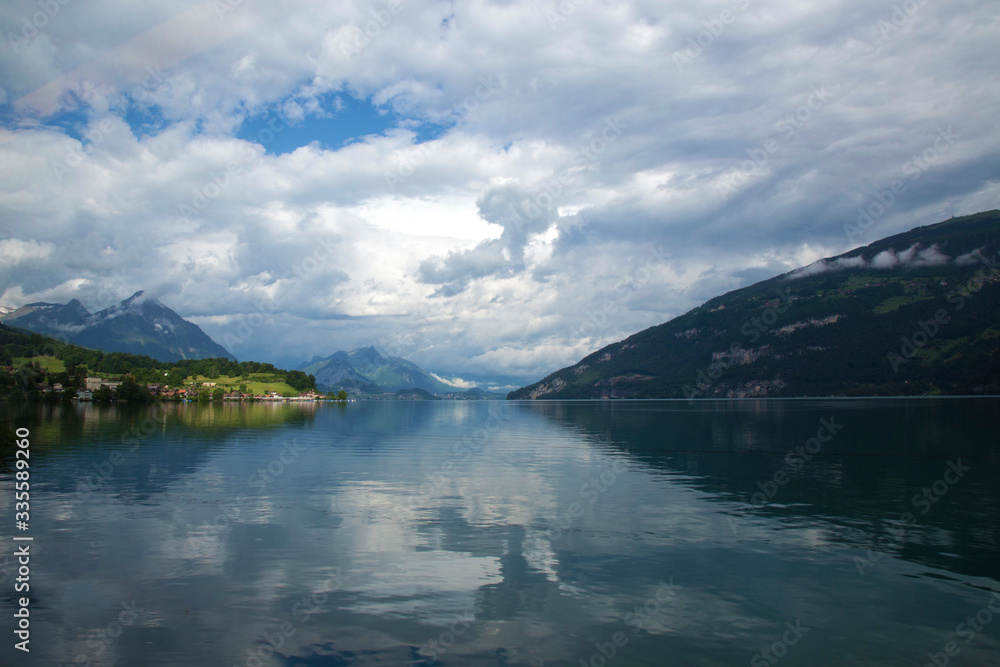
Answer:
xmin=2 ymin=95 xmax=166 ymax=142
xmin=120 ymin=103 xmax=169 ymax=139
xmin=34 ymin=107 xmax=91 ymax=141
xmin=235 ymin=91 xmax=453 ymax=156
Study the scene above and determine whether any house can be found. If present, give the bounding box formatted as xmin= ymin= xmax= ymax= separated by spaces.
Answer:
xmin=76 ymin=390 xmax=93 ymax=401
xmin=85 ymin=377 xmax=123 ymax=391
xmin=202 ymin=382 xmax=217 ymax=388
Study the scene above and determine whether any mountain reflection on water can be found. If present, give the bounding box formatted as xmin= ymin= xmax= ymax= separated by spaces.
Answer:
xmin=0 ymin=398 xmax=997 ymax=666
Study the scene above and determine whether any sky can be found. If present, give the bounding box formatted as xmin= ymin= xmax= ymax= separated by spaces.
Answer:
xmin=0 ymin=0 xmax=998 ymax=391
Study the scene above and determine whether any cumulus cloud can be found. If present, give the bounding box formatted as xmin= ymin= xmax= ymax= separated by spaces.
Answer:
xmin=0 ymin=238 xmax=55 ymax=265
xmin=1 ymin=0 xmax=999 ymax=382
xmin=417 ymin=182 xmax=559 ymax=292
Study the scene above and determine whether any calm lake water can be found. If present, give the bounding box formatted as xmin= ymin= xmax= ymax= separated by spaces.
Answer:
xmin=1 ymin=399 xmax=999 ymax=666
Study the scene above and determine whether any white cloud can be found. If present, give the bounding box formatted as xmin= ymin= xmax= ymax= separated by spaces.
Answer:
xmin=1 ymin=0 xmax=999 ymax=382
xmin=0 ymin=237 xmax=55 ymax=265
xmin=428 ymin=372 xmax=477 ymax=389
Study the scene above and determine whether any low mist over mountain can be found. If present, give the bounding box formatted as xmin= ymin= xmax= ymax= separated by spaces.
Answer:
xmin=509 ymin=210 xmax=1000 ymax=399
xmin=0 ymin=291 xmax=233 ymax=363
xmin=300 ymin=346 xmax=477 ymax=395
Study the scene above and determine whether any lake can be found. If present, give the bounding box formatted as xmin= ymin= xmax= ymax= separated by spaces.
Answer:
xmin=1 ymin=398 xmax=998 ymax=666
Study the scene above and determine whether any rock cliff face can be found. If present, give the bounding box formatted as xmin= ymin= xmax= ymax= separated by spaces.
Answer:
xmin=509 ymin=210 xmax=1000 ymax=399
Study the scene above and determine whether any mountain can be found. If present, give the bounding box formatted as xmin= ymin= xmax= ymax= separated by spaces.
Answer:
xmin=1 ymin=299 xmax=92 ymax=330
xmin=300 ymin=352 xmax=372 ymax=387
xmin=300 ymin=346 xmax=461 ymax=394
xmin=1 ymin=291 xmax=233 ymax=363
xmin=508 ymin=210 xmax=1000 ymax=399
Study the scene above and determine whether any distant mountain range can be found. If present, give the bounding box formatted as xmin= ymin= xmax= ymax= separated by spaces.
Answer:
xmin=299 ymin=346 xmax=499 ymax=397
xmin=0 ymin=291 xmax=233 ymax=363
xmin=509 ymin=210 xmax=1000 ymax=399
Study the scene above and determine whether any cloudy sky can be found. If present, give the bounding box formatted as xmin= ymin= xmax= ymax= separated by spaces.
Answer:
xmin=0 ymin=0 xmax=997 ymax=389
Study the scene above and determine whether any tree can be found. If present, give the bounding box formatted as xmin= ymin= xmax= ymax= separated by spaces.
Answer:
xmin=336 ymin=389 xmax=348 ymax=401
xmin=212 ymin=387 xmax=225 ymax=401
xmin=118 ymin=376 xmax=151 ymax=403
xmin=94 ymin=385 xmax=114 ymax=402
xmin=285 ymin=370 xmax=316 ymax=391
